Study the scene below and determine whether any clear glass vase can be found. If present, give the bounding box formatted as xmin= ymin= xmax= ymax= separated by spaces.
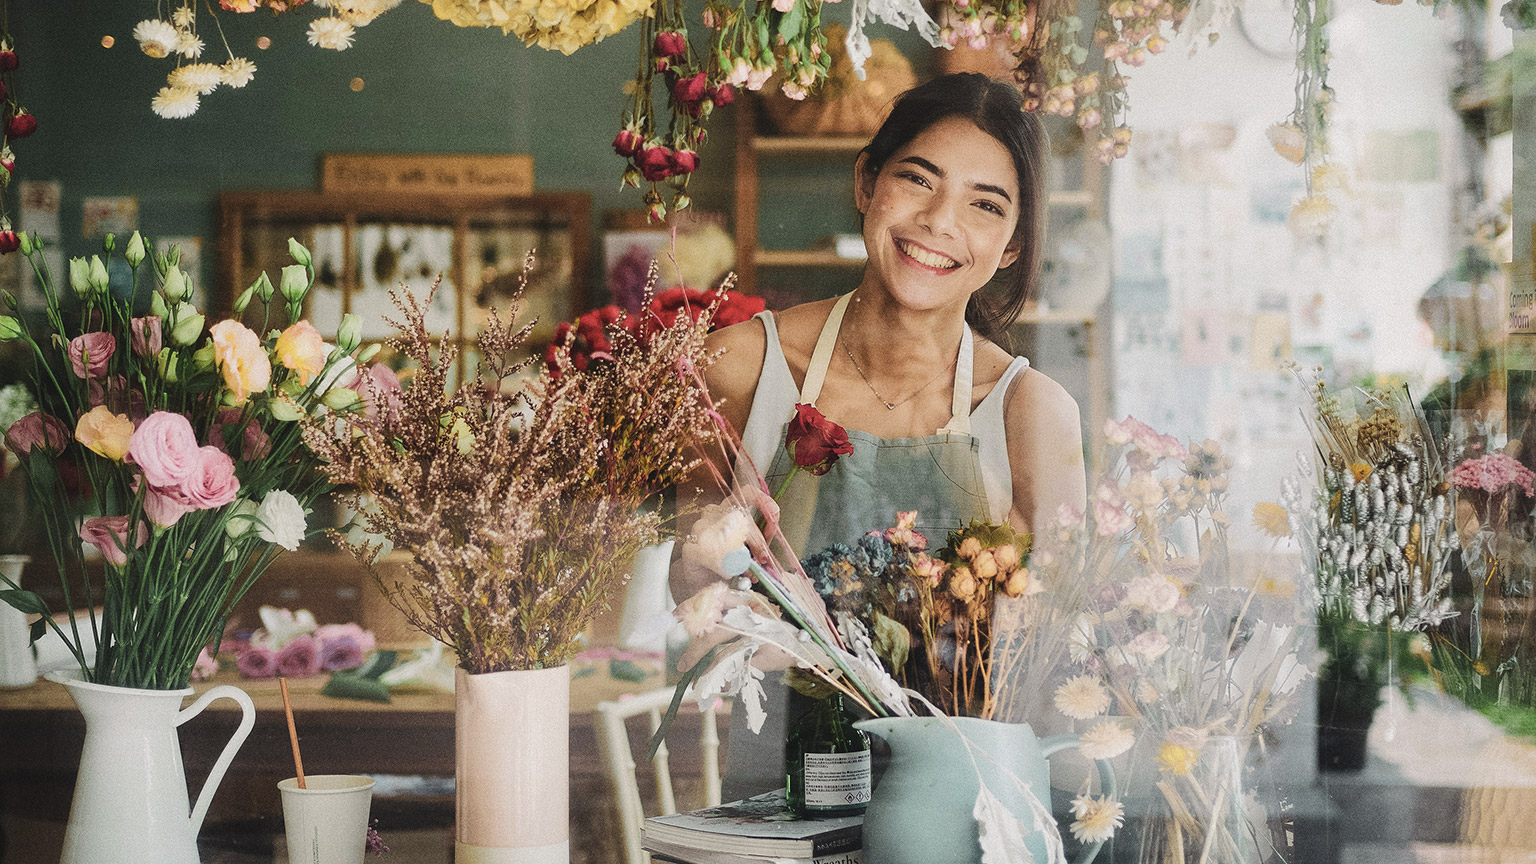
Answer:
xmin=1137 ymin=735 xmax=1268 ymax=864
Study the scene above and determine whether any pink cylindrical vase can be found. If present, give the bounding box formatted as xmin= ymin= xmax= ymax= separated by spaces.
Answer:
xmin=455 ymin=665 xmax=570 ymax=864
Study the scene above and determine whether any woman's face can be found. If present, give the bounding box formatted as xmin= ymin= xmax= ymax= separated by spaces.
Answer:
xmin=856 ymin=115 xmax=1022 ymax=313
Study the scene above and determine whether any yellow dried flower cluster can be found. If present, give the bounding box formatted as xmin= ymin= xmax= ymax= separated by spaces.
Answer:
xmin=422 ymin=0 xmax=656 ymax=54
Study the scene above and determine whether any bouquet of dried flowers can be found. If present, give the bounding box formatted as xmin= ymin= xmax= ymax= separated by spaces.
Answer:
xmin=1038 ymin=417 xmax=1307 ymax=862
xmin=304 ymin=258 xmax=721 ymax=673
xmin=0 ymin=232 xmax=349 ymax=689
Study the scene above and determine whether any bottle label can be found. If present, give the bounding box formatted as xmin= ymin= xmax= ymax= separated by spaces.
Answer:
xmin=803 ymin=750 xmax=871 ymax=809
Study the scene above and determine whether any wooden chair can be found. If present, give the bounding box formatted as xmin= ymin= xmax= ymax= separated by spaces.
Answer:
xmin=595 ymin=686 xmax=723 ymax=864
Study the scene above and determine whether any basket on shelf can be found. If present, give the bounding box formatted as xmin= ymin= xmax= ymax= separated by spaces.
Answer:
xmin=761 ymin=24 xmax=916 ymax=137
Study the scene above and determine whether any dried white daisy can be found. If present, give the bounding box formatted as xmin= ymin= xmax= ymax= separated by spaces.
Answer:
xmin=172 ymin=5 xmax=196 ymax=28
xmin=1288 ymin=194 xmax=1337 ymax=240
xmin=133 ymin=19 xmax=180 ymax=59
xmin=1068 ymin=794 xmax=1125 ymax=844
xmin=221 ymin=57 xmax=257 ymax=89
xmin=169 ymin=63 xmax=224 ymax=95
xmin=1053 ymin=675 xmax=1111 ymax=720
xmin=334 ymin=0 xmax=403 ymax=25
xmin=176 ymin=32 xmax=205 ymax=58
xmin=307 ymin=17 xmax=356 ymax=50
xmin=151 ymin=86 xmax=200 ymax=120
xmin=1076 ymin=719 xmax=1134 ymax=760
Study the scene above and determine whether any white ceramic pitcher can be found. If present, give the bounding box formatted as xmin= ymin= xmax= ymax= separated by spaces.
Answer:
xmin=0 ymin=555 xmax=36 ymax=687
xmin=47 ymin=670 xmax=256 ymax=864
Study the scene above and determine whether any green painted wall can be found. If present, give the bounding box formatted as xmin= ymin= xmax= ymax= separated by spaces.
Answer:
xmin=11 ymin=1 xmax=935 ymax=302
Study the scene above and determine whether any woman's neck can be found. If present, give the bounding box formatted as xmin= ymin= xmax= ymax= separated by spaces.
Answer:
xmin=840 ymin=286 xmax=970 ymax=368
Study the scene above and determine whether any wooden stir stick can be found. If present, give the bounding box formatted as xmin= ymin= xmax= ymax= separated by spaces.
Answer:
xmin=279 ymin=677 xmax=306 ymax=789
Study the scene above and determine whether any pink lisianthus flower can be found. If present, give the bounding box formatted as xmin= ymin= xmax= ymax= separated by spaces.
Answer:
xmin=79 ymin=515 xmax=148 ymax=567
xmin=191 ymin=646 xmax=220 ymax=682
xmin=210 ymin=409 xmax=272 ymax=461
xmin=1092 ymin=482 xmax=1134 ymax=537
xmin=87 ymin=376 xmax=147 ymax=422
xmin=128 ymin=412 xmax=202 ymax=489
xmin=6 ymin=411 xmax=71 ymax=455
xmin=357 ymin=364 xmax=403 ymax=427
xmin=316 ymin=622 xmax=376 ymax=655
xmin=317 ymin=632 xmax=365 ymax=671
xmin=67 ymin=332 xmax=116 ymax=379
xmin=180 ymin=446 xmax=240 ymax=509
xmin=275 ymin=634 xmax=322 ymax=677
xmin=138 ymin=477 xmax=197 ymax=528
xmin=130 ymin=317 xmax=163 ymax=358
xmin=236 ymin=643 xmax=278 ymax=679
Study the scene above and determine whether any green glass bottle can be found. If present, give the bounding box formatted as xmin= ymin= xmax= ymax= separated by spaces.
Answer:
xmin=786 ymin=693 xmax=871 ymax=818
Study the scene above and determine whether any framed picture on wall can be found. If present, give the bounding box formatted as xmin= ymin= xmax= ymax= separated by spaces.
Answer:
xmin=218 ymin=189 xmax=591 ymax=379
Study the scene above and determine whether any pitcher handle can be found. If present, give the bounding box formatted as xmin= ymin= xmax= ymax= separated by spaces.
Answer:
xmin=176 ymin=684 xmax=256 ymax=834
xmin=1040 ymin=733 xmax=1119 ymax=864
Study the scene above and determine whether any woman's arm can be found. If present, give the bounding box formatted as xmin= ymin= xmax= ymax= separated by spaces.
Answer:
xmin=669 ymin=316 xmax=769 ymax=600
xmin=1003 ymin=368 xmax=1087 ymax=536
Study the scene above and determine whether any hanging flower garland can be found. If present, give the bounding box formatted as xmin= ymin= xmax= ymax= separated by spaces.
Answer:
xmin=421 ymin=0 xmax=655 ymax=54
xmin=134 ymin=0 xmax=404 ymax=119
xmin=0 ymin=0 xmax=27 ymax=252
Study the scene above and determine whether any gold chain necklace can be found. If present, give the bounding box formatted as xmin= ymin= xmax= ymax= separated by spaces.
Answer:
xmin=841 ymin=336 xmax=957 ymax=411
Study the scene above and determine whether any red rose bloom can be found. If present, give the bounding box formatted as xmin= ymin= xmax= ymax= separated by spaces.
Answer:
xmin=709 ymin=83 xmax=736 ymax=107
xmin=0 ymin=231 xmax=19 ymax=254
xmin=612 ymin=128 xmax=643 ymax=158
xmin=786 ymin=403 xmax=853 ymax=476
xmin=669 ymin=148 xmax=700 ymax=175
xmin=640 ymin=287 xmax=766 ymax=338
xmin=6 ymin=112 xmax=35 ymax=139
xmin=637 ymin=144 xmax=674 ymax=182
xmin=0 ymin=52 xmax=17 ymax=73
xmin=671 ymin=72 xmax=708 ymax=106
xmin=654 ymin=30 xmax=688 ymax=58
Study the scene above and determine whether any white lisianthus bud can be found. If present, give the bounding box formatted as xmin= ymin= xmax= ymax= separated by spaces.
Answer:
xmin=192 ymin=342 xmax=217 ymax=372
xmin=156 ymin=348 xmax=178 ymax=383
xmin=232 ymin=285 xmax=255 ymax=316
xmin=124 ymin=231 xmax=146 ymax=267
xmin=357 ymin=344 xmax=382 ymax=364
xmin=278 ymin=265 xmax=308 ymax=304
xmin=69 ymin=257 xmax=91 ymax=299
xmin=162 ymin=267 xmax=190 ymax=302
xmin=287 ymin=237 xmax=312 ymax=267
xmin=225 ymin=499 xmax=260 ymax=541
xmin=150 ymin=291 xmax=169 ymax=318
xmin=17 ymin=232 xmax=32 ymax=255
xmin=337 ymin=313 xmax=362 ymax=352
xmin=322 ymin=387 xmax=361 ymax=412
xmin=170 ymin=303 xmax=205 ymax=346
xmin=269 ymin=395 xmax=305 ymax=422
xmin=88 ymin=256 xmax=109 ymax=297
xmin=251 ymin=271 xmax=274 ymax=301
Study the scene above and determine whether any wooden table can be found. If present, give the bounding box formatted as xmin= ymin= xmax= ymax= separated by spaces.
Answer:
xmin=0 ymin=651 xmax=719 ymax=863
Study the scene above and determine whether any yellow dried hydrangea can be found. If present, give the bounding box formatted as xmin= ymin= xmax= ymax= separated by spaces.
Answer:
xmin=422 ymin=0 xmax=656 ymax=54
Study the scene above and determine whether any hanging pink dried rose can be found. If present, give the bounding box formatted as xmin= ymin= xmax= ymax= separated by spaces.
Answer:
xmin=0 ymin=231 xmax=17 ymax=254
xmin=612 ymin=128 xmax=643 ymax=158
xmin=637 ymin=144 xmax=674 ymax=182
xmin=0 ymin=50 xmax=17 ymax=73
xmin=669 ymin=147 xmax=700 ymax=175
xmin=6 ymin=111 xmax=35 ymax=139
xmin=671 ymin=72 xmax=708 ymax=107
xmin=654 ymin=30 xmax=688 ymax=58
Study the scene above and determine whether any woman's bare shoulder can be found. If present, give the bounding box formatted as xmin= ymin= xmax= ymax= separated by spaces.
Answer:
xmin=1003 ymin=367 xmax=1081 ymax=434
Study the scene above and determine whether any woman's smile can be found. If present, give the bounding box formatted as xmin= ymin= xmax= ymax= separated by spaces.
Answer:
xmin=893 ymin=237 xmax=962 ymax=272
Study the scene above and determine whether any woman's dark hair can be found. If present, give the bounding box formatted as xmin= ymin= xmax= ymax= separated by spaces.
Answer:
xmin=860 ymin=72 xmax=1048 ymax=350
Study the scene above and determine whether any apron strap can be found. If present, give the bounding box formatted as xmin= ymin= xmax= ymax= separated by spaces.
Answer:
xmin=798 ymin=293 xmax=852 ymax=405
xmin=939 ymin=323 xmax=974 ymax=436
xmin=801 ymin=291 xmax=974 ymax=436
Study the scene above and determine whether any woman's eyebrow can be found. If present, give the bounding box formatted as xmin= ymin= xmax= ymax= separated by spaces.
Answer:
xmin=894 ymin=155 xmax=1013 ymax=203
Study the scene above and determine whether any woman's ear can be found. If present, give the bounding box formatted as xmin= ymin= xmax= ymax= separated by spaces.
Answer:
xmin=997 ymin=241 xmax=1021 ymax=270
xmin=853 ymin=152 xmax=875 ymax=214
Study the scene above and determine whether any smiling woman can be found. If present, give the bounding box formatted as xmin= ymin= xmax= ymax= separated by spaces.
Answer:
xmin=672 ymin=72 xmax=1087 ymax=800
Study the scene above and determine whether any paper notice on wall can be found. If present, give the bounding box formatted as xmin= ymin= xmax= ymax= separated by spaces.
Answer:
xmin=81 ymin=196 xmax=137 ymax=238
xmin=1512 ymin=242 xmax=1536 ymax=335
xmin=18 ymin=180 xmax=61 ymax=311
xmin=1249 ymin=312 xmax=1292 ymax=371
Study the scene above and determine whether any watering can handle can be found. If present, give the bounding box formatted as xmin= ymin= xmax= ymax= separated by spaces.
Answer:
xmin=176 ymin=684 xmax=256 ymax=834
xmin=1040 ymin=733 xmax=1119 ymax=864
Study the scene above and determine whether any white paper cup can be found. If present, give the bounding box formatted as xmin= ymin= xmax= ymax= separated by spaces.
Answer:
xmin=279 ymin=775 xmax=375 ymax=864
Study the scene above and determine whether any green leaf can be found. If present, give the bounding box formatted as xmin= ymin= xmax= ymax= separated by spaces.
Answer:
xmin=777 ymin=0 xmax=807 ymax=42
xmin=609 ymin=658 xmax=648 ymax=683
xmin=321 ymin=673 xmax=392 ymax=704
xmin=29 ymin=617 xmax=46 ymax=644
xmin=872 ymin=612 xmax=910 ymax=672
xmin=0 ymin=589 xmax=48 ymax=616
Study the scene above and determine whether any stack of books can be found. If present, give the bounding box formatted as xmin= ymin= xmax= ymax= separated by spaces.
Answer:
xmin=641 ymin=790 xmax=863 ymax=864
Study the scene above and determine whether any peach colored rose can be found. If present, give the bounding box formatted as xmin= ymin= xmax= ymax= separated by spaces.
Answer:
xmin=210 ymin=320 xmax=271 ymax=405
xmin=74 ymin=406 xmax=134 ymax=461
xmin=68 ymin=332 xmax=116 ymax=379
xmin=275 ymin=320 xmax=326 ymax=385
xmin=128 ymin=411 xmax=201 ymax=489
xmin=79 ymin=515 xmax=147 ymax=567
xmin=181 ymin=446 xmax=240 ymax=509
